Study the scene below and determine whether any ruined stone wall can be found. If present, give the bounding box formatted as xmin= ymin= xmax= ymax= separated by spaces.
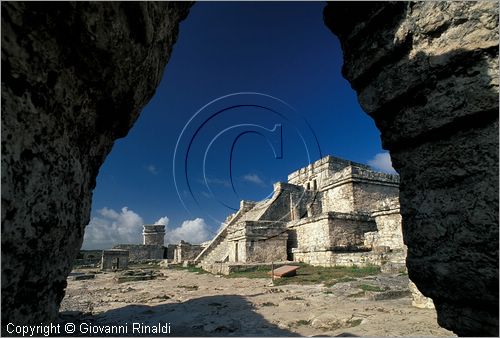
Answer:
xmin=293 ymin=249 xmax=381 ymax=267
xmin=366 ymin=209 xmax=404 ymax=251
xmin=288 ymin=212 xmax=376 ymax=254
xmin=321 ymin=184 xmax=355 ymax=213
xmin=352 ymin=182 xmax=399 ymax=214
xmin=288 ymin=214 xmax=330 ymax=252
xmin=259 ymin=183 xmax=303 ymax=222
xmin=287 ymin=155 xmax=372 ymax=190
xmin=243 ymin=237 xmax=288 ymax=263
xmin=174 ymin=243 xmax=203 ymax=263
xmin=1 ymin=2 xmax=192 ymax=326
xmin=325 ymin=2 xmax=499 ymax=335
xmin=113 ymin=244 xmax=163 ymax=261
xmin=328 ymin=213 xmax=377 ymax=248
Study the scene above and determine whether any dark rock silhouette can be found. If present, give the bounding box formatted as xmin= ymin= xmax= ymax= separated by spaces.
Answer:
xmin=324 ymin=2 xmax=499 ymax=336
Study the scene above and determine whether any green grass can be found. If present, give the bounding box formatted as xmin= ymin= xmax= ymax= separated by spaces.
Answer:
xmin=357 ymin=284 xmax=385 ymax=292
xmin=290 ymin=319 xmax=311 ymax=327
xmin=261 ymin=302 xmax=277 ymax=307
xmin=347 ymin=291 xmax=366 ymax=298
xmin=128 ymin=262 xmax=162 ymax=269
xmin=349 ymin=319 xmax=363 ymax=327
xmin=225 ymin=263 xmax=380 ymax=287
xmin=169 ymin=265 xmax=208 ymax=274
xmin=225 ymin=266 xmax=272 ymax=279
xmin=284 ymin=296 xmax=304 ymax=301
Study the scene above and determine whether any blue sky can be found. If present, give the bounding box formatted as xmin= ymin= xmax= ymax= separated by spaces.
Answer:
xmin=82 ymin=2 xmax=395 ymax=250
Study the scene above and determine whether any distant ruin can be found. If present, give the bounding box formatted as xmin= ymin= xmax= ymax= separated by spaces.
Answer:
xmin=111 ymin=225 xmax=166 ymax=262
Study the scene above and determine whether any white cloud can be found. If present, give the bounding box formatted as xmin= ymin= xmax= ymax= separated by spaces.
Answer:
xmin=82 ymin=207 xmax=144 ymax=250
xmin=81 ymin=207 xmax=212 ymax=249
xmin=243 ymin=173 xmax=266 ymax=187
xmin=166 ymin=218 xmax=211 ymax=245
xmin=203 ymin=177 xmax=231 ymax=188
xmin=147 ymin=164 xmax=159 ymax=175
xmin=155 ymin=216 xmax=169 ymax=226
xmin=368 ymin=152 xmax=397 ymax=174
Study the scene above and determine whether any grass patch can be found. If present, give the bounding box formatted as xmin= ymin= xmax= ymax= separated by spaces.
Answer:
xmin=224 ymin=263 xmax=381 ymax=287
xmin=226 ymin=266 xmax=271 ymax=279
xmin=284 ymin=296 xmax=304 ymax=301
xmin=261 ymin=302 xmax=277 ymax=307
xmin=358 ymin=284 xmax=385 ymax=292
xmin=349 ymin=319 xmax=363 ymax=327
xmin=128 ymin=262 xmax=162 ymax=270
xmin=347 ymin=291 xmax=365 ymax=298
xmin=398 ymin=268 xmax=408 ymax=276
xmin=336 ymin=276 xmax=356 ymax=283
xmin=169 ymin=265 xmax=208 ymax=274
xmin=177 ymin=285 xmax=199 ymax=291
xmin=291 ymin=319 xmax=311 ymax=327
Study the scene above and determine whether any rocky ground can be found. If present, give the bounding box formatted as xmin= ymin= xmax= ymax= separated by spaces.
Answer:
xmin=60 ymin=265 xmax=454 ymax=336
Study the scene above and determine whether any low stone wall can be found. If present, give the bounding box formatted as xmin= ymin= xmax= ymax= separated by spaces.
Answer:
xmin=200 ymin=262 xmax=295 ymax=275
xmin=369 ymin=209 xmax=404 ymax=250
xmin=292 ymin=247 xmax=406 ymax=272
xmin=174 ymin=242 xmax=204 ymax=263
xmin=112 ymin=244 xmax=163 ymax=261
xmin=289 ymin=212 xmax=376 ymax=253
xmin=292 ymin=250 xmax=381 ymax=267
xmin=242 ymin=237 xmax=288 ymax=263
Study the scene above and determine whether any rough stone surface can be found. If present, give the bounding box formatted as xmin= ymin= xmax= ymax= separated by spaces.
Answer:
xmin=112 ymin=244 xmax=164 ymax=261
xmin=1 ymin=2 xmax=191 ymax=326
xmin=325 ymin=2 xmax=499 ymax=336
xmin=408 ymin=280 xmax=435 ymax=309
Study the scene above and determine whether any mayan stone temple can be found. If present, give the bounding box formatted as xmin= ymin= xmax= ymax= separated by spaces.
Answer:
xmin=194 ymin=155 xmax=406 ymax=276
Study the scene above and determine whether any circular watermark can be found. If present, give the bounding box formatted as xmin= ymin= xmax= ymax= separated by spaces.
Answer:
xmin=173 ymin=92 xmax=322 ymax=226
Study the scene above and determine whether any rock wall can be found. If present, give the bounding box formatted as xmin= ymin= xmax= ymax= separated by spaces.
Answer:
xmin=112 ymin=244 xmax=164 ymax=261
xmin=1 ymin=2 xmax=191 ymax=326
xmin=324 ymin=2 xmax=499 ymax=336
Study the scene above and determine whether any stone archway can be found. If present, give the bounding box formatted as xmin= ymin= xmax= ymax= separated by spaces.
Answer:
xmin=2 ymin=2 xmax=498 ymax=336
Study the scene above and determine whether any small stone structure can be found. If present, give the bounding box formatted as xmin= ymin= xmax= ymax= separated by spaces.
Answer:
xmin=143 ymin=225 xmax=166 ymax=246
xmin=101 ymin=250 xmax=129 ymax=271
xmin=173 ymin=241 xmax=205 ymax=263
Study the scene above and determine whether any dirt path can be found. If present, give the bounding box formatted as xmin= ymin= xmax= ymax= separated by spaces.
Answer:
xmin=60 ymin=267 xmax=454 ymax=336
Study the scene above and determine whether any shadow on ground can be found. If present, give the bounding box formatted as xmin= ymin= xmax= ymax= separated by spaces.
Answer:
xmin=58 ymin=294 xmax=300 ymax=336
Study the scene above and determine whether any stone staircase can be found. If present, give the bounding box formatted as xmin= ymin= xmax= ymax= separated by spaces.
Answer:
xmin=194 ymin=185 xmax=288 ymax=267
xmin=194 ymin=201 xmax=254 ymax=265
xmin=201 ymin=239 xmax=230 ymax=264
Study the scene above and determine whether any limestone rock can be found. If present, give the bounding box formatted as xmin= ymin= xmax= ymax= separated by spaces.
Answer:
xmin=1 ymin=2 xmax=191 ymax=326
xmin=408 ymin=281 xmax=434 ymax=309
xmin=325 ymin=2 xmax=498 ymax=336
